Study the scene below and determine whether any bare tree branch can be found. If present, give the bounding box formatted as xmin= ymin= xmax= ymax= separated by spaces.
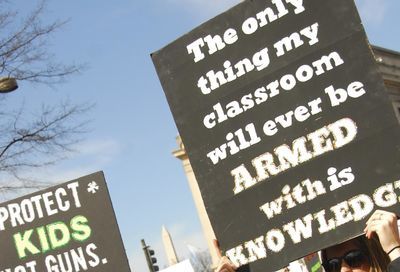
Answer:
xmin=0 ymin=1 xmax=91 ymax=195
xmin=0 ymin=0 xmax=83 ymax=85
xmin=0 ymin=102 xmax=92 ymax=177
xmin=190 ymin=248 xmax=213 ymax=272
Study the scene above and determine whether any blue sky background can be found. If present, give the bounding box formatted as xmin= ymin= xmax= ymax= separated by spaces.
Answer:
xmin=2 ymin=0 xmax=400 ymax=271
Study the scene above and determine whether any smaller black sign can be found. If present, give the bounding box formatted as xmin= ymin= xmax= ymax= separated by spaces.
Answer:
xmin=0 ymin=171 xmax=131 ymax=272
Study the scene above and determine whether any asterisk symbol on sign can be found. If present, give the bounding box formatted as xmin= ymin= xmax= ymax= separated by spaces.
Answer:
xmin=87 ymin=181 xmax=99 ymax=194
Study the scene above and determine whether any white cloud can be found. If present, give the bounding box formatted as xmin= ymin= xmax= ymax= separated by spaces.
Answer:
xmin=29 ymin=142 xmax=111 ymax=176
xmin=355 ymin=0 xmax=387 ymax=25
xmin=71 ymin=138 xmax=122 ymax=164
xmin=36 ymin=138 xmax=122 ymax=179
xmin=169 ymin=0 xmax=388 ymax=26
xmin=0 ymin=138 xmax=121 ymax=200
xmin=166 ymin=0 xmax=242 ymax=16
xmin=0 ymin=163 xmax=98 ymax=201
xmin=35 ymin=166 xmax=98 ymax=184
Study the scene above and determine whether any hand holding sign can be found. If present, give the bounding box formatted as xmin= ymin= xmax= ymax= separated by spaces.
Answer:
xmin=365 ymin=210 xmax=400 ymax=261
xmin=214 ymin=240 xmax=238 ymax=272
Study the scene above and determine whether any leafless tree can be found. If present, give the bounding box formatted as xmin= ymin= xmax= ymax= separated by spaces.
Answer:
xmin=0 ymin=0 xmax=90 ymax=195
xmin=189 ymin=248 xmax=213 ymax=272
xmin=0 ymin=0 xmax=81 ymax=84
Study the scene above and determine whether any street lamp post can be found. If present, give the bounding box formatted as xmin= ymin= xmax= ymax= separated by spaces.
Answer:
xmin=0 ymin=77 xmax=18 ymax=93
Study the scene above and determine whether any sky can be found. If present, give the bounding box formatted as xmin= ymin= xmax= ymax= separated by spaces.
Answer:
xmin=2 ymin=0 xmax=400 ymax=271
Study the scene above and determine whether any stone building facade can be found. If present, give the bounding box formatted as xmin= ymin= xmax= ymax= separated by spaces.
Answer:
xmin=374 ymin=46 xmax=400 ymax=119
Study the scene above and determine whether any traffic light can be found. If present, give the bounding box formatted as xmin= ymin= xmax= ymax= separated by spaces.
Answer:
xmin=141 ymin=239 xmax=159 ymax=272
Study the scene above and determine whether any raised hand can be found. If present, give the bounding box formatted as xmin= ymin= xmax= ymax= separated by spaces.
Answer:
xmin=364 ymin=210 xmax=400 ymax=261
xmin=213 ymin=239 xmax=238 ymax=272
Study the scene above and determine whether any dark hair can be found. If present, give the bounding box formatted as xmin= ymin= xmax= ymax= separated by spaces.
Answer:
xmin=321 ymin=235 xmax=390 ymax=272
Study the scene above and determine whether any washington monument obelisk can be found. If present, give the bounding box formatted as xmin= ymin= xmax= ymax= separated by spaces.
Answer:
xmin=162 ymin=225 xmax=179 ymax=266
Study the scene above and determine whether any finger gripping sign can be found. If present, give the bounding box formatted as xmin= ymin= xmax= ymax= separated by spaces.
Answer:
xmin=0 ymin=171 xmax=131 ymax=272
xmin=151 ymin=0 xmax=400 ymax=271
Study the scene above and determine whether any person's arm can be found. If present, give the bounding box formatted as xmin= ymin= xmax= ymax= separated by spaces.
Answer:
xmin=364 ymin=210 xmax=400 ymax=264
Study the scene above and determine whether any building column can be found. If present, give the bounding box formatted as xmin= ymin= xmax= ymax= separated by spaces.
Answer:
xmin=172 ymin=136 xmax=220 ymax=269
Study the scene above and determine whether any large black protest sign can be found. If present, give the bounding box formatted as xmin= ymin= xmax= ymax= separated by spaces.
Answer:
xmin=0 ymin=172 xmax=131 ymax=272
xmin=152 ymin=0 xmax=400 ymax=271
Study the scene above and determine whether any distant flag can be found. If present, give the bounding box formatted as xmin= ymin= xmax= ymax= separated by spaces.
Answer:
xmin=186 ymin=244 xmax=212 ymax=272
xmin=187 ymin=244 xmax=201 ymax=259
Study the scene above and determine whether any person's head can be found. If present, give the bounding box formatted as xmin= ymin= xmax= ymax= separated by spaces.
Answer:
xmin=321 ymin=235 xmax=390 ymax=272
